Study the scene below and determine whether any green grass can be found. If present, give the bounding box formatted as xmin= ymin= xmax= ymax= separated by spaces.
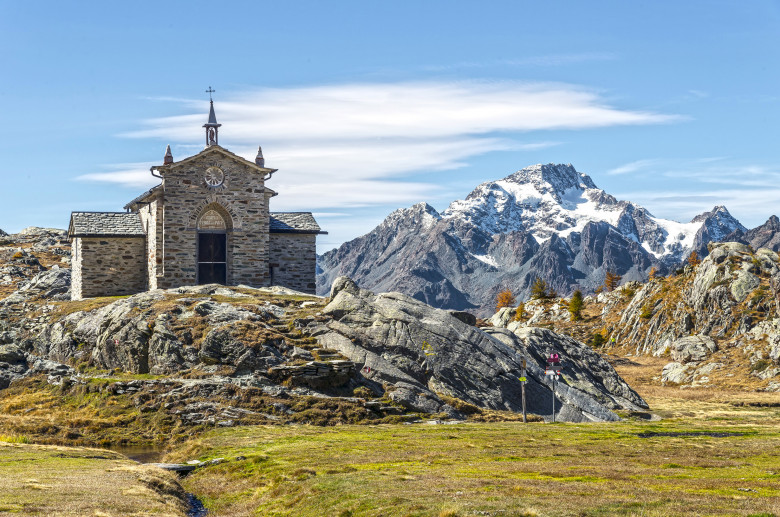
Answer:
xmin=167 ymin=419 xmax=780 ymax=516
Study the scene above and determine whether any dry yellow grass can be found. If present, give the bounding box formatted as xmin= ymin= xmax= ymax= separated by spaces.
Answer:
xmin=612 ymin=354 xmax=780 ymax=425
xmin=0 ymin=442 xmax=189 ymax=516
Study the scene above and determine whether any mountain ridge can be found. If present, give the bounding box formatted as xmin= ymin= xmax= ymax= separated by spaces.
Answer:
xmin=318 ymin=163 xmax=769 ymax=315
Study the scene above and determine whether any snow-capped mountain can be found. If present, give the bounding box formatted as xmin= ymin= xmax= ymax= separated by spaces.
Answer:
xmin=317 ymin=163 xmax=755 ymax=315
xmin=442 ymin=164 xmax=743 ymax=264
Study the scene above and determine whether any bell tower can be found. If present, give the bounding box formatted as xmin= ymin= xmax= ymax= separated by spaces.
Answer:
xmin=203 ymin=86 xmax=221 ymax=147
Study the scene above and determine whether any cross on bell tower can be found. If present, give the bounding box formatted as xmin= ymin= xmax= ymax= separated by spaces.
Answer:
xmin=203 ymin=86 xmax=222 ymax=147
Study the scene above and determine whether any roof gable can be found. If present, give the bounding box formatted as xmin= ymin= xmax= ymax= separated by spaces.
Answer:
xmin=155 ymin=145 xmax=277 ymax=176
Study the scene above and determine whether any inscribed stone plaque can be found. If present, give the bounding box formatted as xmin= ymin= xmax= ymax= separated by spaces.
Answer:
xmin=199 ymin=210 xmax=226 ymax=230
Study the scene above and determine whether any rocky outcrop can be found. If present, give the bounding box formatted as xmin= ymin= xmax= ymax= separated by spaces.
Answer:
xmin=613 ymin=243 xmax=779 ymax=357
xmin=485 ymin=242 xmax=780 ymax=390
xmin=47 ymin=288 xmax=283 ymax=375
xmin=489 ymin=307 xmax=515 ymax=327
xmin=0 ymin=343 xmax=27 ymax=389
xmin=0 ymin=227 xmax=72 ymax=307
xmin=310 ymin=277 xmax=647 ymax=422
xmin=669 ymin=335 xmax=718 ymax=363
xmin=0 ymin=274 xmax=652 ymax=422
xmin=10 ymin=267 xmax=71 ymax=302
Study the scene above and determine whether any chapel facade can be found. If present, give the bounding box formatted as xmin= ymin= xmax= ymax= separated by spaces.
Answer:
xmin=68 ymin=99 xmax=325 ymax=300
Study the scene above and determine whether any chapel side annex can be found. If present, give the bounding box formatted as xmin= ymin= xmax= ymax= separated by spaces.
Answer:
xmin=68 ymin=98 xmax=325 ymax=300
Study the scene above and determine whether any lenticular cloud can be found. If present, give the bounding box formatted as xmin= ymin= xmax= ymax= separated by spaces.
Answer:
xmin=81 ymin=80 xmax=677 ymax=210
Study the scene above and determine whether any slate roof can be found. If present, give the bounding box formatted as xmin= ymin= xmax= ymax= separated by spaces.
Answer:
xmin=68 ymin=212 xmax=146 ymax=238
xmin=269 ymin=212 xmax=326 ymax=234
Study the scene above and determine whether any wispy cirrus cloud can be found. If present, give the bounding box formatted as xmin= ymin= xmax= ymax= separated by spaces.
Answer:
xmin=77 ymin=162 xmax=158 ymax=188
xmin=606 ymin=158 xmax=661 ymax=175
xmin=79 ymin=80 xmax=678 ymax=212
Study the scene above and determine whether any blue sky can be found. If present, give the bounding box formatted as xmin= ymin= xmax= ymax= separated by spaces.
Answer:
xmin=2 ymin=1 xmax=780 ymax=252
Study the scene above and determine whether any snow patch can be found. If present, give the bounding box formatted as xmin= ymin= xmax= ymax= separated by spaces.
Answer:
xmin=472 ymin=254 xmax=499 ymax=268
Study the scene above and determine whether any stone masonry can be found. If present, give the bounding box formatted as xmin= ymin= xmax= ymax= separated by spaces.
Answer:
xmin=269 ymin=233 xmax=317 ymax=293
xmin=129 ymin=148 xmax=276 ymax=289
xmin=71 ymin=237 xmax=146 ymax=299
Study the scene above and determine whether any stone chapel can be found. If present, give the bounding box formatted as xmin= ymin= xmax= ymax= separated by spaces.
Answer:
xmin=68 ymin=98 xmax=325 ymax=300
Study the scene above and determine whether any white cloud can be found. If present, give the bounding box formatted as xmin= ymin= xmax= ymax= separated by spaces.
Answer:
xmin=270 ymin=180 xmax=442 ymax=210
xmin=83 ymin=80 xmax=677 ymax=212
xmin=124 ymin=81 xmax=675 ymax=143
xmin=606 ymin=159 xmax=660 ymax=175
xmin=687 ymin=89 xmax=709 ymax=99
xmin=77 ymin=162 xmax=158 ymax=188
xmin=515 ymin=141 xmax=562 ymax=151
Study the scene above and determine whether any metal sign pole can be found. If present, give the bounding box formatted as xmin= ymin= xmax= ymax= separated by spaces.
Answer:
xmin=521 ymin=359 xmax=527 ymax=423
xmin=545 ymin=352 xmax=561 ymax=424
xmin=551 ymin=374 xmax=556 ymax=423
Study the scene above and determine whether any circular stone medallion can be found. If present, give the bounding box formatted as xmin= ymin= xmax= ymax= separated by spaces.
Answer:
xmin=204 ymin=166 xmax=225 ymax=187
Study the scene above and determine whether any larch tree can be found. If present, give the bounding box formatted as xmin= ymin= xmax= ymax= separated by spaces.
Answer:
xmin=514 ymin=302 xmax=525 ymax=321
xmin=496 ymin=289 xmax=516 ymax=311
xmin=604 ymin=271 xmax=622 ymax=291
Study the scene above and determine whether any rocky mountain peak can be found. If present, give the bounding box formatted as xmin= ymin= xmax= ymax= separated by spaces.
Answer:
xmin=691 ymin=205 xmax=736 ymax=224
xmin=760 ymin=215 xmax=780 ymax=230
xmin=441 ymin=163 xmax=624 ymax=239
xmin=690 ymin=205 xmax=746 ymax=249
xmin=504 ymin=163 xmax=597 ymax=196
xmin=380 ymin=202 xmax=441 ymax=232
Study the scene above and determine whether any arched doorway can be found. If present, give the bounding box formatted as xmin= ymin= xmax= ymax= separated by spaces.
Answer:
xmin=197 ymin=209 xmax=228 ymax=285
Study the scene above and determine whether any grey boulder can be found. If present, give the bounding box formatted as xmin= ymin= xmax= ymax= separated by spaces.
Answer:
xmin=669 ymin=335 xmax=718 ymax=363
xmin=317 ymin=276 xmax=647 ymax=422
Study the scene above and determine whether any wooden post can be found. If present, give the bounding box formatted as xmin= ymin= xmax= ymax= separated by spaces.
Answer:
xmin=521 ymin=358 xmax=527 ymax=423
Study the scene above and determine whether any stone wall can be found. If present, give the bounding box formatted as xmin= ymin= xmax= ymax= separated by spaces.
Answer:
xmin=71 ymin=238 xmax=83 ymax=299
xmin=268 ymin=233 xmax=317 ymax=294
xmin=138 ymin=197 xmax=162 ymax=290
xmin=156 ymin=149 xmax=272 ymax=289
xmin=71 ymin=237 xmax=147 ymax=299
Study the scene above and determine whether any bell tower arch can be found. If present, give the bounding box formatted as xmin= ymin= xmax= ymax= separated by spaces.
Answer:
xmin=203 ymin=86 xmax=221 ymax=147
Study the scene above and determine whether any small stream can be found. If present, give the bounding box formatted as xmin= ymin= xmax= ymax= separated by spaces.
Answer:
xmin=104 ymin=444 xmax=208 ymax=516
xmin=106 ymin=444 xmax=165 ymax=463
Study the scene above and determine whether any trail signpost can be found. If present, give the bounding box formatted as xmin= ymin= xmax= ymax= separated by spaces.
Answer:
xmin=519 ymin=358 xmax=527 ymax=423
xmin=545 ymin=352 xmax=563 ymax=423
